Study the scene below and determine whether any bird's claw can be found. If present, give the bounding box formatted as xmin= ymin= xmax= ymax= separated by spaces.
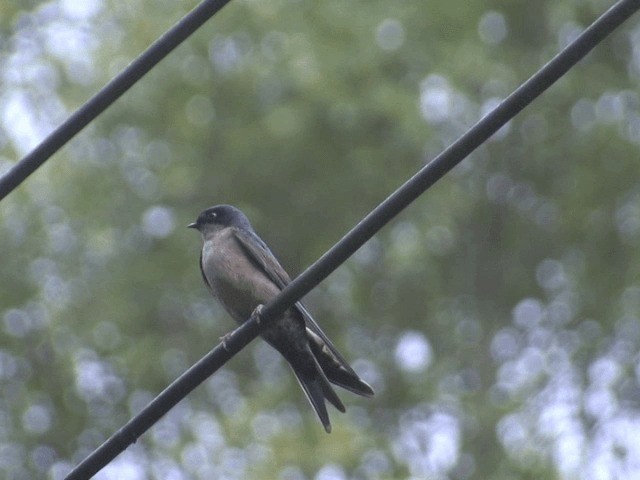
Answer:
xmin=219 ymin=332 xmax=233 ymax=351
xmin=252 ymin=304 xmax=264 ymax=325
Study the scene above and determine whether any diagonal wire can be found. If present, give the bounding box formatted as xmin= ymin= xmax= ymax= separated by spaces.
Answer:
xmin=64 ymin=1 xmax=640 ymax=479
xmin=0 ymin=0 xmax=233 ymax=202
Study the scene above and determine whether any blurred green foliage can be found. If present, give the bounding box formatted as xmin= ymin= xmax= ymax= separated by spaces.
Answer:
xmin=1 ymin=0 xmax=640 ymax=478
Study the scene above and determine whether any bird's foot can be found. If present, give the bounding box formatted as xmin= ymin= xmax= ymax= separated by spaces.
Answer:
xmin=219 ymin=332 xmax=233 ymax=351
xmin=252 ymin=304 xmax=264 ymax=325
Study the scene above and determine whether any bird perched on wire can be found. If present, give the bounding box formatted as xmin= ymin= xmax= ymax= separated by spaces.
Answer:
xmin=188 ymin=204 xmax=374 ymax=432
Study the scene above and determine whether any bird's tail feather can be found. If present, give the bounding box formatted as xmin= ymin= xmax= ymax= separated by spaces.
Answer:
xmin=322 ymin=365 xmax=375 ymax=398
xmin=308 ymin=338 xmax=375 ymax=398
xmin=288 ymin=347 xmax=345 ymax=433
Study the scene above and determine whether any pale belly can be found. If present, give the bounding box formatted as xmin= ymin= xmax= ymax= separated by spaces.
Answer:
xmin=202 ymin=229 xmax=281 ymax=323
xmin=201 ymin=228 xmax=307 ymax=353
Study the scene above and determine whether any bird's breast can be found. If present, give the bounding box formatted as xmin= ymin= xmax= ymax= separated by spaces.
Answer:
xmin=201 ymin=229 xmax=280 ymax=323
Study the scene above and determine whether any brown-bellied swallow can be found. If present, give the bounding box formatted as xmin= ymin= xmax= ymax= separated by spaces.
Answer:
xmin=188 ymin=204 xmax=374 ymax=432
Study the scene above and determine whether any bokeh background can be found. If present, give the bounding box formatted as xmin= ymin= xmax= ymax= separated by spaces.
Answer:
xmin=2 ymin=0 xmax=640 ymax=478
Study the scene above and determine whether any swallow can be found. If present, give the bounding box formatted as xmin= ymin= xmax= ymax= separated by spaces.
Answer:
xmin=189 ymin=204 xmax=374 ymax=432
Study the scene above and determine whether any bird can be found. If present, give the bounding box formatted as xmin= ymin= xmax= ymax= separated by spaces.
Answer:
xmin=188 ymin=204 xmax=374 ymax=432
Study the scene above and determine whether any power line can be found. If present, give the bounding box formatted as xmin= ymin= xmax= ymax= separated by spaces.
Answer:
xmin=0 ymin=0 xmax=233 ymax=202
xmin=63 ymin=1 xmax=640 ymax=478
xmin=264 ymin=0 xmax=640 ymax=325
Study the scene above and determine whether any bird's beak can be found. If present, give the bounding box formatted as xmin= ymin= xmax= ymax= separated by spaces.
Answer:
xmin=187 ymin=222 xmax=198 ymax=229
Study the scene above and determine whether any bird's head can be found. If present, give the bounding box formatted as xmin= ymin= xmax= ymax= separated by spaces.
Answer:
xmin=188 ymin=204 xmax=252 ymax=234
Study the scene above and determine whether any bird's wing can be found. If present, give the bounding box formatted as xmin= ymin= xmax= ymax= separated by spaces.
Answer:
xmin=296 ymin=303 xmax=357 ymax=376
xmin=231 ymin=227 xmax=357 ymax=375
xmin=199 ymin=250 xmax=212 ymax=289
xmin=231 ymin=227 xmax=291 ymax=288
